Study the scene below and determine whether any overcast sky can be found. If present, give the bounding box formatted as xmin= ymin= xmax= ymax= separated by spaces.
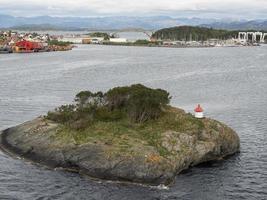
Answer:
xmin=0 ymin=0 xmax=267 ymax=19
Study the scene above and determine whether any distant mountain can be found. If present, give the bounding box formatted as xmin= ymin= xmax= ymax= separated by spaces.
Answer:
xmin=0 ymin=15 xmax=218 ymax=30
xmin=0 ymin=15 xmax=266 ymax=31
xmin=9 ymin=24 xmax=83 ymax=31
xmin=202 ymin=20 xmax=267 ymax=31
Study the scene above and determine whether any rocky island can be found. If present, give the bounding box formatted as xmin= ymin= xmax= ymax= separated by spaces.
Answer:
xmin=0 ymin=84 xmax=240 ymax=185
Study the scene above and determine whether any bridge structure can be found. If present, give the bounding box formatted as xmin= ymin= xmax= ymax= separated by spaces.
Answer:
xmin=110 ymin=29 xmax=154 ymax=40
xmin=238 ymin=32 xmax=267 ymax=43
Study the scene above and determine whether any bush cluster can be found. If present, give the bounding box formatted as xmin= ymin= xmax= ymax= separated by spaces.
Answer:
xmin=47 ymin=84 xmax=171 ymax=130
xmin=48 ymin=40 xmax=73 ymax=46
xmin=133 ymin=40 xmax=161 ymax=46
xmin=88 ymin=32 xmax=113 ymax=40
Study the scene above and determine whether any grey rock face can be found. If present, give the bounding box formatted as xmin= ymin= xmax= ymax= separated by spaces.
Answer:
xmin=0 ymin=116 xmax=240 ymax=186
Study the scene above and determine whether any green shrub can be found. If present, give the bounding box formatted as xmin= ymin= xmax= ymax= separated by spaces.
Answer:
xmin=133 ymin=40 xmax=161 ymax=46
xmin=134 ymin=40 xmax=150 ymax=45
xmin=88 ymin=32 xmax=111 ymax=40
xmin=105 ymin=84 xmax=171 ymax=123
xmin=47 ymin=104 xmax=75 ymax=123
xmin=126 ymin=85 xmax=170 ymax=123
xmin=105 ymin=86 xmax=130 ymax=110
xmin=95 ymin=107 xmax=125 ymax=122
xmin=75 ymin=91 xmax=104 ymax=108
xmin=46 ymin=84 xmax=171 ymax=129
xmin=48 ymin=40 xmax=72 ymax=46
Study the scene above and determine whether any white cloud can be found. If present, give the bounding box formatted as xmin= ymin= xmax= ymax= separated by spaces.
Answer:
xmin=0 ymin=0 xmax=267 ymax=18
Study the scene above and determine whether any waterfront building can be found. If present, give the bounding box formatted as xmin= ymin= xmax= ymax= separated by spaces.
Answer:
xmin=14 ymin=40 xmax=43 ymax=52
xmin=109 ymin=38 xmax=128 ymax=43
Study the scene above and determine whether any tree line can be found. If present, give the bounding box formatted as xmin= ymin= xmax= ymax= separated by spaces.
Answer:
xmin=151 ymin=26 xmax=240 ymax=41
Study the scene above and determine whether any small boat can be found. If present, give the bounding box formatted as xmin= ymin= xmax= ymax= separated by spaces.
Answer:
xmin=0 ymin=47 xmax=13 ymax=54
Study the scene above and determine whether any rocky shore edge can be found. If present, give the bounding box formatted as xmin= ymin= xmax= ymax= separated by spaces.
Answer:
xmin=0 ymin=115 xmax=240 ymax=186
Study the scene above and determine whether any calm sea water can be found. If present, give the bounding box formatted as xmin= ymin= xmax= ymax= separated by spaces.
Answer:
xmin=0 ymin=45 xmax=266 ymax=200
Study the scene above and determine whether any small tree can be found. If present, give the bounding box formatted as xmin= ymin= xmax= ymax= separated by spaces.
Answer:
xmin=105 ymin=86 xmax=130 ymax=110
xmin=47 ymin=104 xmax=76 ymax=123
xmin=75 ymin=91 xmax=93 ymax=108
xmin=126 ymin=84 xmax=170 ymax=123
xmin=106 ymin=84 xmax=171 ymax=123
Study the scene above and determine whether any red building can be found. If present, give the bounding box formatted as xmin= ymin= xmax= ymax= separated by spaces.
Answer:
xmin=15 ymin=40 xmax=43 ymax=52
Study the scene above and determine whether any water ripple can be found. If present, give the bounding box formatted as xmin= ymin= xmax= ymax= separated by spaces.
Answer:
xmin=1 ymin=45 xmax=267 ymax=199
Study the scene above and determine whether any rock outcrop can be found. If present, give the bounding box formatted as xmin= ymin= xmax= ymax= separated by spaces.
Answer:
xmin=0 ymin=113 xmax=240 ymax=186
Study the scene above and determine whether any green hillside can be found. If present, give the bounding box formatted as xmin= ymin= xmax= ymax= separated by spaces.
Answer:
xmin=152 ymin=26 xmax=240 ymax=41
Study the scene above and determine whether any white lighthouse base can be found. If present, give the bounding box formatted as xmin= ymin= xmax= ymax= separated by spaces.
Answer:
xmin=195 ymin=112 xmax=204 ymax=119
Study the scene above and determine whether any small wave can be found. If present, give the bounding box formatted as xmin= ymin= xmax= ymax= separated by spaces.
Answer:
xmin=154 ymin=184 xmax=169 ymax=190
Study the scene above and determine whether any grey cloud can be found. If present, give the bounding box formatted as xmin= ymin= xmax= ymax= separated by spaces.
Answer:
xmin=0 ymin=0 xmax=266 ymax=19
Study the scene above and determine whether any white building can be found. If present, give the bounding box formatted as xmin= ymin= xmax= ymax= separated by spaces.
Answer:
xmin=90 ymin=37 xmax=105 ymax=44
xmin=109 ymin=38 xmax=128 ymax=43
xmin=58 ymin=37 xmax=84 ymax=44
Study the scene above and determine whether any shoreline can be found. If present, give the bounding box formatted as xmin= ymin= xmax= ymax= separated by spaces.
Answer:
xmin=1 ymin=43 xmax=263 ymax=54
xmin=0 ymin=128 xmax=174 ymax=187
xmin=0 ymin=112 xmax=240 ymax=186
xmin=0 ymin=44 xmax=74 ymax=54
xmin=0 ymin=130 xmax=171 ymax=189
xmin=81 ymin=43 xmax=263 ymax=49
xmin=0 ymin=127 xmax=239 ymax=187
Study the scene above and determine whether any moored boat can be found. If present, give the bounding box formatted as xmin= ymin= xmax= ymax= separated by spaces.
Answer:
xmin=0 ymin=46 xmax=13 ymax=54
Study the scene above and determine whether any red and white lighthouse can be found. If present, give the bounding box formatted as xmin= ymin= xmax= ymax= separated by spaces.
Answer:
xmin=194 ymin=104 xmax=204 ymax=118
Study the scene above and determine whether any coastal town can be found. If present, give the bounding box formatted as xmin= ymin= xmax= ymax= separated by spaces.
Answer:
xmin=1 ymin=28 xmax=267 ymax=54
xmin=0 ymin=30 xmax=73 ymax=53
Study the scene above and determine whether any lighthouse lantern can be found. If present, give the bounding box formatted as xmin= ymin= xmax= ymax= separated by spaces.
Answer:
xmin=194 ymin=104 xmax=204 ymax=119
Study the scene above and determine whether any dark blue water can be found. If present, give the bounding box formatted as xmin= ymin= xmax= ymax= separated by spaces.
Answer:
xmin=0 ymin=45 xmax=266 ymax=199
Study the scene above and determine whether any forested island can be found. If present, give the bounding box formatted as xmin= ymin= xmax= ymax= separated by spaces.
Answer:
xmin=0 ymin=84 xmax=240 ymax=185
xmin=151 ymin=26 xmax=240 ymax=41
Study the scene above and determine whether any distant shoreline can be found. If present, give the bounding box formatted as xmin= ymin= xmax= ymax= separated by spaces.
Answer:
xmin=86 ymin=43 xmax=261 ymax=49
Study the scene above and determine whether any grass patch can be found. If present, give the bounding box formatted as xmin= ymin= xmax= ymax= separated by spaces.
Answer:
xmin=53 ymin=106 xmax=204 ymax=157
